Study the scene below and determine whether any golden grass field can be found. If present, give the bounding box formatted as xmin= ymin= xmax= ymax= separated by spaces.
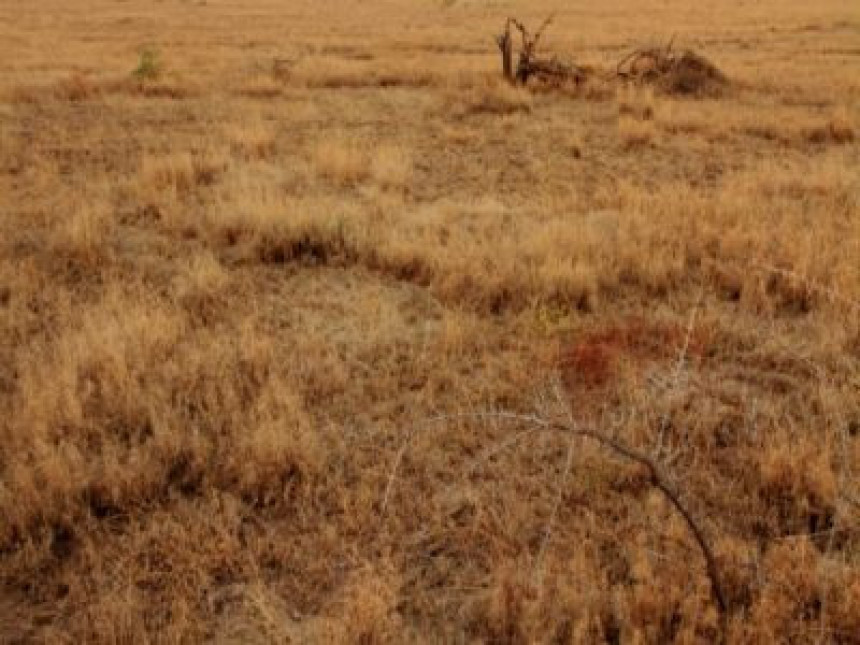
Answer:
xmin=1 ymin=0 xmax=859 ymax=641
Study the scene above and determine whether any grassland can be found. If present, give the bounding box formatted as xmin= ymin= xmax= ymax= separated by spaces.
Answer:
xmin=1 ymin=0 xmax=859 ymax=641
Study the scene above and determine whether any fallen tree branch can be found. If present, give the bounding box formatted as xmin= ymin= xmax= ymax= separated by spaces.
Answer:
xmin=381 ymin=410 xmax=728 ymax=618
xmin=495 ymin=16 xmax=589 ymax=86
xmin=518 ymin=56 xmax=588 ymax=85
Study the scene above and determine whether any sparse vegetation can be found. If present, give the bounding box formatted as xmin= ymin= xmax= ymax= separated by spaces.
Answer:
xmin=1 ymin=0 xmax=859 ymax=642
xmin=132 ymin=47 xmax=162 ymax=82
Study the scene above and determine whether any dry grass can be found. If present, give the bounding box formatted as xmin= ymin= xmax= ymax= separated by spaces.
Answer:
xmin=456 ymin=79 xmax=535 ymax=115
xmin=313 ymin=137 xmax=370 ymax=186
xmin=371 ymin=144 xmax=413 ymax=191
xmin=1 ymin=0 xmax=860 ymax=642
xmin=617 ymin=85 xmax=658 ymax=121
xmin=227 ymin=119 xmax=277 ymax=161
xmin=618 ymin=114 xmax=659 ymax=148
xmin=51 ymin=196 xmax=114 ymax=265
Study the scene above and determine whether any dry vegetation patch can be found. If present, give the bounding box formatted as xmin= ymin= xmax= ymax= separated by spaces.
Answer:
xmin=1 ymin=0 xmax=859 ymax=642
xmin=313 ymin=137 xmax=371 ymax=186
xmin=619 ymin=47 xmax=729 ymax=97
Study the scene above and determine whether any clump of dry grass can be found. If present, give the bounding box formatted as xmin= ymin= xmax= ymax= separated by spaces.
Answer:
xmin=227 ymin=120 xmax=277 ymax=161
xmin=328 ymin=566 xmax=403 ymax=642
xmin=313 ymin=137 xmax=370 ymax=186
xmin=2 ymin=289 xmax=328 ymax=540
xmin=51 ymin=196 xmax=114 ymax=264
xmin=660 ymin=51 xmax=729 ymax=96
xmin=178 ymin=252 xmax=230 ymax=293
xmin=141 ymin=148 xmax=229 ymax=196
xmin=618 ymin=114 xmax=658 ymax=148
xmin=451 ymin=77 xmax=534 ymax=116
xmin=617 ymin=85 xmax=657 ymax=120
xmin=616 ymin=83 xmax=661 ymax=150
xmin=172 ymin=252 xmax=231 ymax=322
xmin=371 ymin=144 xmax=413 ymax=191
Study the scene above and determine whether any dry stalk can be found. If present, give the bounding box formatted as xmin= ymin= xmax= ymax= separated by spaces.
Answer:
xmin=654 ymin=291 xmax=704 ymax=458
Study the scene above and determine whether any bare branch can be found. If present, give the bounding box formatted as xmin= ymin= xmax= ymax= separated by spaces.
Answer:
xmin=616 ymin=48 xmax=642 ymax=76
xmin=495 ymin=16 xmax=588 ymax=87
xmin=381 ymin=410 xmax=728 ymax=617
xmin=531 ymin=13 xmax=556 ymax=51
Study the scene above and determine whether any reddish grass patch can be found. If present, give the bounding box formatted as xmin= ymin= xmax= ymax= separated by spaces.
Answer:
xmin=564 ymin=340 xmax=619 ymax=390
xmin=560 ymin=316 xmax=710 ymax=395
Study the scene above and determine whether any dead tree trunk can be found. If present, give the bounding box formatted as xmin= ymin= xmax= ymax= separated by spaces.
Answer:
xmin=495 ymin=20 xmax=514 ymax=83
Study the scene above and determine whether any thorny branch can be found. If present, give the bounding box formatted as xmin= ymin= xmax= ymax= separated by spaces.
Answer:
xmin=381 ymin=410 xmax=729 ymax=618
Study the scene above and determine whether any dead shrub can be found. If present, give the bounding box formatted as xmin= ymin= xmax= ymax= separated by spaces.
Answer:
xmin=495 ymin=16 xmax=591 ymax=89
xmin=660 ymin=52 xmax=728 ymax=96
xmin=618 ymin=42 xmax=728 ymax=97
